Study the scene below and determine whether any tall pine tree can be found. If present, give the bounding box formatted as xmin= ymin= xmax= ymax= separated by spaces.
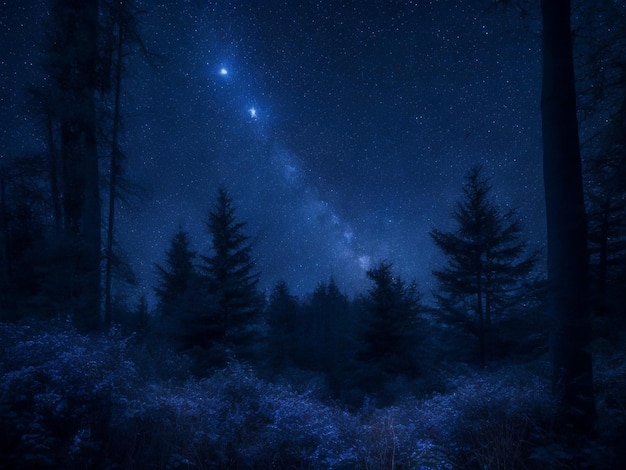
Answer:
xmin=155 ymin=229 xmax=220 ymax=373
xmin=48 ymin=0 xmax=102 ymax=331
xmin=357 ymin=261 xmax=422 ymax=399
xmin=155 ymin=230 xmax=198 ymax=318
xmin=430 ymin=166 xmax=537 ymax=367
xmin=293 ymin=277 xmax=355 ymax=397
xmin=265 ymin=280 xmax=299 ymax=372
xmin=199 ymin=188 xmax=263 ymax=364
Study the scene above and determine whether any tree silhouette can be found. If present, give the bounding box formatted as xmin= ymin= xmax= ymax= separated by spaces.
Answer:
xmin=585 ymin=123 xmax=626 ymax=321
xmin=101 ymin=0 xmax=153 ymax=328
xmin=199 ymin=188 xmax=263 ymax=364
xmin=541 ymin=0 xmax=595 ymax=433
xmin=155 ymin=230 xmax=198 ymax=317
xmin=574 ymin=0 xmax=626 ymax=324
xmin=357 ymin=261 xmax=422 ymax=396
xmin=265 ymin=280 xmax=299 ymax=371
xmin=47 ymin=0 xmax=101 ymax=331
xmin=431 ymin=166 xmax=537 ymax=367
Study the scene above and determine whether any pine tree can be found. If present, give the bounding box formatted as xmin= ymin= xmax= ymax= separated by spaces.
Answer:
xmin=154 ymin=229 xmax=217 ymax=360
xmin=265 ymin=280 xmax=299 ymax=371
xmin=574 ymin=0 xmax=626 ymax=324
xmin=155 ymin=230 xmax=197 ymax=312
xmin=357 ymin=261 xmax=422 ymax=394
xmin=294 ymin=278 xmax=354 ymax=385
xmin=0 ymin=156 xmax=53 ymax=321
xmin=101 ymin=0 xmax=152 ymax=328
xmin=48 ymin=0 xmax=102 ymax=331
xmin=199 ymin=188 xmax=263 ymax=364
xmin=585 ymin=124 xmax=626 ymax=321
xmin=430 ymin=166 xmax=537 ymax=367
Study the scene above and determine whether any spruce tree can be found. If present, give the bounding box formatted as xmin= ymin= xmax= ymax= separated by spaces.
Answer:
xmin=49 ymin=0 xmax=101 ymax=331
xmin=155 ymin=230 xmax=197 ymax=315
xmin=101 ymin=0 xmax=152 ymax=328
xmin=200 ymin=188 xmax=263 ymax=364
xmin=430 ymin=166 xmax=537 ymax=367
xmin=265 ymin=280 xmax=299 ymax=371
xmin=585 ymin=119 xmax=626 ymax=321
xmin=155 ymin=230 xmax=217 ymax=360
xmin=303 ymin=278 xmax=354 ymax=386
xmin=357 ymin=261 xmax=421 ymax=394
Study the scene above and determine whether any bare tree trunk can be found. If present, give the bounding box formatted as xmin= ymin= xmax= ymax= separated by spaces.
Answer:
xmin=476 ymin=267 xmax=486 ymax=368
xmin=56 ymin=0 xmax=101 ymax=331
xmin=541 ymin=0 xmax=595 ymax=434
xmin=104 ymin=20 xmax=124 ymax=328
xmin=46 ymin=114 xmax=62 ymax=233
xmin=0 ymin=166 xmax=9 ymax=317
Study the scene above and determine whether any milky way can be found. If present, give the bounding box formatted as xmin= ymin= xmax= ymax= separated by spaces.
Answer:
xmin=2 ymin=1 xmax=547 ymax=302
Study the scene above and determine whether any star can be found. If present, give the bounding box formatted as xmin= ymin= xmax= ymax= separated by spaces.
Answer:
xmin=249 ymin=107 xmax=257 ymax=118
xmin=219 ymin=67 xmax=228 ymax=76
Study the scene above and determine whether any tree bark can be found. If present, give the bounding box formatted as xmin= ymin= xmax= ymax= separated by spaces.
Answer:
xmin=541 ymin=0 xmax=595 ymax=434
xmin=0 ymin=167 xmax=9 ymax=317
xmin=56 ymin=0 xmax=101 ymax=331
xmin=104 ymin=17 xmax=125 ymax=328
xmin=46 ymin=114 xmax=62 ymax=233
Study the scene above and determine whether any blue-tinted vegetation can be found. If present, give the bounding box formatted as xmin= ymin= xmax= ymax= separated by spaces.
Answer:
xmin=2 ymin=320 xmax=624 ymax=469
xmin=2 ymin=0 xmax=626 ymax=468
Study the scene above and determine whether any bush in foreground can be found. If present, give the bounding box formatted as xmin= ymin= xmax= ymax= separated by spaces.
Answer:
xmin=2 ymin=322 xmax=625 ymax=469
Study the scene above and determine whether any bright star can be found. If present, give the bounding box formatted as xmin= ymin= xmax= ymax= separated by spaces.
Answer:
xmin=249 ymin=107 xmax=257 ymax=118
xmin=219 ymin=67 xmax=228 ymax=76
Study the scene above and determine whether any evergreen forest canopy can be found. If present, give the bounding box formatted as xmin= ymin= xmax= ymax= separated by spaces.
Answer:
xmin=1 ymin=0 xmax=626 ymax=468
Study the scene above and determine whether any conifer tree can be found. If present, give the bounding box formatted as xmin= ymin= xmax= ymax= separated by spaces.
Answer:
xmin=305 ymin=278 xmax=354 ymax=383
xmin=48 ymin=0 xmax=101 ymax=331
xmin=430 ymin=166 xmax=537 ymax=367
xmin=155 ymin=230 xmax=197 ymax=316
xmin=0 ymin=156 xmax=53 ymax=321
xmin=199 ymin=188 xmax=263 ymax=364
xmin=265 ymin=280 xmax=299 ymax=371
xmin=357 ymin=261 xmax=422 ymax=392
xmin=101 ymin=0 xmax=153 ymax=328
xmin=154 ymin=230 xmax=217 ymax=360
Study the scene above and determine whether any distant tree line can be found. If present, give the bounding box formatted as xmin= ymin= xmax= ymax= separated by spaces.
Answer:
xmin=146 ymin=171 xmax=543 ymax=406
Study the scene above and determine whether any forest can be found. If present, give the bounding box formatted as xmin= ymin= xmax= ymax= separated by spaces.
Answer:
xmin=1 ymin=0 xmax=626 ymax=468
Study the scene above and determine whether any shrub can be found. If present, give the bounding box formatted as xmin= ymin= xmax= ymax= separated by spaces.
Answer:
xmin=9 ymin=321 xmax=619 ymax=469
xmin=0 ymin=320 xmax=138 ymax=469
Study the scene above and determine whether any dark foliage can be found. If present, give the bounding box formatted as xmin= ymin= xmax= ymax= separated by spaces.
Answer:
xmin=3 ymin=321 xmax=625 ymax=469
xmin=196 ymin=188 xmax=264 ymax=367
xmin=265 ymin=280 xmax=300 ymax=371
xmin=431 ymin=166 xmax=538 ymax=367
xmin=355 ymin=261 xmax=423 ymax=403
xmin=541 ymin=0 xmax=596 ymax=434
xmin=47 ymin=0 xmax=102 ymax=332
xmin=3 ymin=1 xmax=626 ymax=467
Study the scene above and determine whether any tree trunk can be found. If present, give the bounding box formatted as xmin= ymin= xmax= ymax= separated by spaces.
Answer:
xmin=596 ymin=197 xmax=610 ymax=316
xmin=56 ymin=0 xmax=101 ymax=331
xmin=104 ymin=19 xmax=124 ymax=328
xmin=541 ymin=0 xmax=595 ymax=434
xmin=46 ymin=114 xmax=62 ymax=233
xmin=476 ymin=265 xmax=486 ymax=368
xmin=0 ymin=167 xmax=9 ymax=318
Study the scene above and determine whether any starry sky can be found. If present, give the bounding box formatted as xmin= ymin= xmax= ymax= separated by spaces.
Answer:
xmin=2 ymin=0 xmax=547 ymax=302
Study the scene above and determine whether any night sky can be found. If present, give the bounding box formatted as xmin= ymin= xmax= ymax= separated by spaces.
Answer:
xmin=2 ymin=1 xmax=547 ymax=302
